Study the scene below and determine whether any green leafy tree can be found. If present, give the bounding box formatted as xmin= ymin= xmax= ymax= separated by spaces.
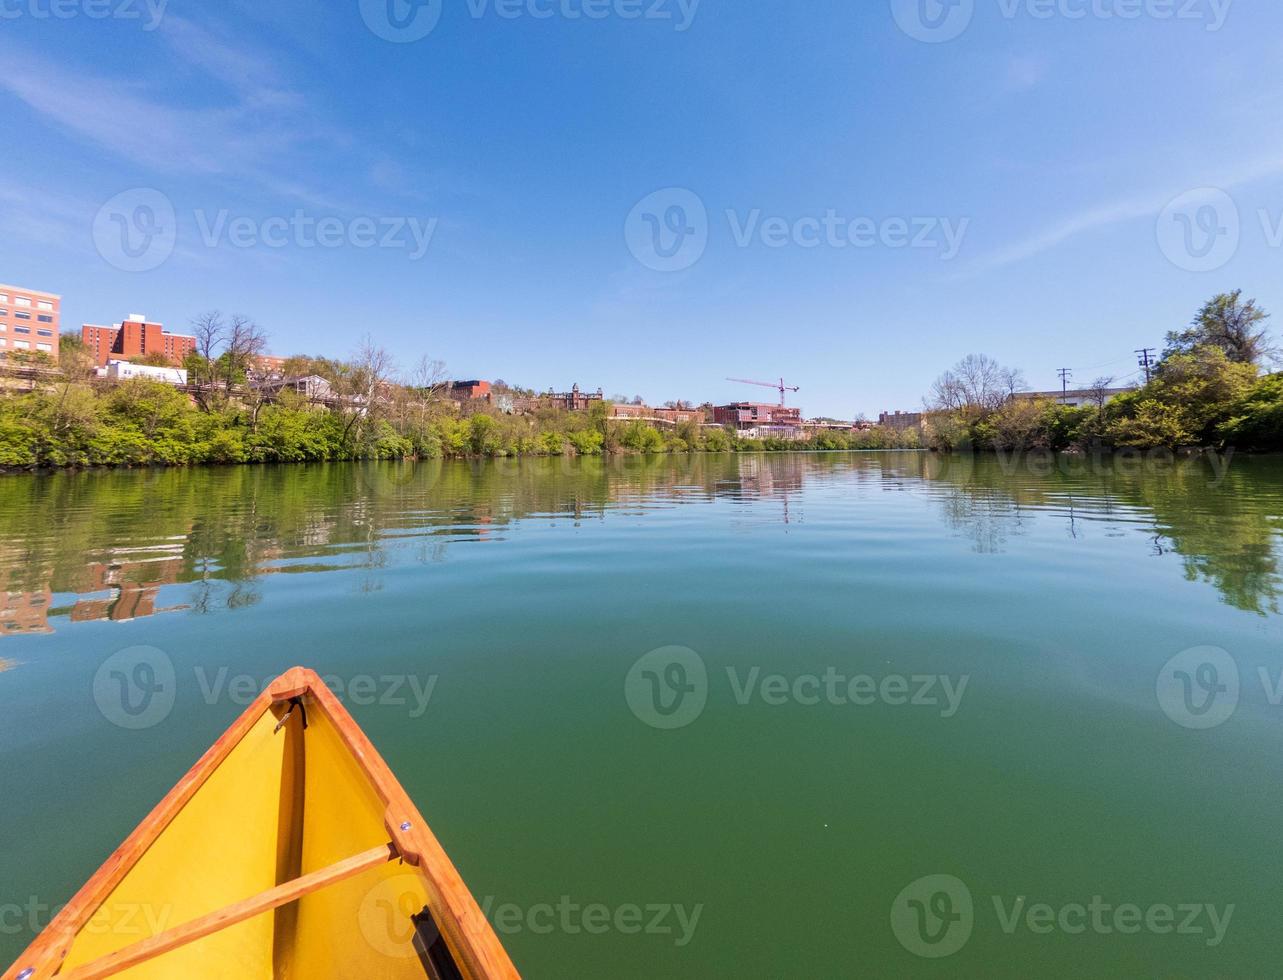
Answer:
xmin=1164 ymin=291 xmax=1273 ymax=365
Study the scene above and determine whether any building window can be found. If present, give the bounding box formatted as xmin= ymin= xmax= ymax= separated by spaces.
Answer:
xmin=14 ymin=297 xmax=30 ymax=307
xmin=37 ymin=315 xmax=52 ymax=323
xmin=14 ymin=312 xmax=30 ymax=320
xmin=13 ymin=340 xmax=28 ymax=349
xmin=37 ymin=301 xmax=52 ymax=311
xmin=36 ymin=343 xmax=52 ymax=352
xmin=37 ymin=330 xmax=53 ymax=337
xmin=14 ymin=326 xmax=29 ymax=334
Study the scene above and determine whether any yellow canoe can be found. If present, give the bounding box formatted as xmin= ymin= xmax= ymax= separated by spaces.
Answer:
xmin=4 ymin=667 xmax=519 ymax=980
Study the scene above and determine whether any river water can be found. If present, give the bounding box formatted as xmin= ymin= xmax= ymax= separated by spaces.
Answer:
xmin=1 ymin=451 xmax=1280 ymax=977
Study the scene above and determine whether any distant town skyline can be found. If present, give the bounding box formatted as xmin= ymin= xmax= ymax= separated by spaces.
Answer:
xmin=2 ymin=4 xmax=1281 ymax=417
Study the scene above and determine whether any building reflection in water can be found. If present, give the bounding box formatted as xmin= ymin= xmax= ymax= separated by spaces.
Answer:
xmin=0 ymin=451 xmax=1278 ymax=638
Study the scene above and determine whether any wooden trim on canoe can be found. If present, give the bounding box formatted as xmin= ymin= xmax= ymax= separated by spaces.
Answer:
xmin=59 ymin=844 xmax=398 ymax=980
xmin=4 ymin=667 xmax=520 ymax=980
xmin=285 ymin=670 xmax=519 ymax=980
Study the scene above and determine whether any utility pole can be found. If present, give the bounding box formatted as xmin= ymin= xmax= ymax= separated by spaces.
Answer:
xmin=1136 ymin=348 xmax=1156 ymax=384
xmin=1057 ymin=368 xmax=1072 ymax=404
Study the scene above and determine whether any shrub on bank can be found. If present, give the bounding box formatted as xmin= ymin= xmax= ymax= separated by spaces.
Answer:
xmin=0 ymin=378 xmax=921 ymax=471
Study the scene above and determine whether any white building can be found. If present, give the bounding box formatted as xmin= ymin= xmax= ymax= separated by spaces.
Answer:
xmin=1011 ymin=387 xmax=1133 ymax=410
xmin=101 ymin=360 xmax=188 ymax=385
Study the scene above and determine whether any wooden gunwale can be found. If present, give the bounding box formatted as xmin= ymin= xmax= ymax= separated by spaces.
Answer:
xmin=2 ymin=666 xmax=519 ymax=980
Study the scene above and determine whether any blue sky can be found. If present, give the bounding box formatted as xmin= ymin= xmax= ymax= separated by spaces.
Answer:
xmin=1 ymin=0 xmax=1280 ymax=417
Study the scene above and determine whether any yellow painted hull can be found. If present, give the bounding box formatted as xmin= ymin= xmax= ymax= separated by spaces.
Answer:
xmin=5 ymin=668 xmax=518 ymax=980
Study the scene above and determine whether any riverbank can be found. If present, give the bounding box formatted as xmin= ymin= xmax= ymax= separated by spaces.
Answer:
xmin=0 ymin=378 xmax=919 ymax=472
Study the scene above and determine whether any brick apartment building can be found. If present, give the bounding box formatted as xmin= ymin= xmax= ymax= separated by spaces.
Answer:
xmin=714 ymin=402 xmax=804 ymax=430
xmin=610 ymin=403 xmax=706 ymax=425
xmin=82 ymin=314 xmax=197 ymax=367
xmin=0 ymin=284 xmax=60 ymax=361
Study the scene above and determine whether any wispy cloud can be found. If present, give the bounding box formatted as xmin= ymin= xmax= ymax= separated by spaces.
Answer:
xmin=0 ymin=17 xmax=355 ymax=210
xmin=957 ymin=151 xmax=1283 ymax=278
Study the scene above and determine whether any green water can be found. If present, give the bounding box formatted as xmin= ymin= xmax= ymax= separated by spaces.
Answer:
xmin=2 ymin=451 xmax=1282 ymax=978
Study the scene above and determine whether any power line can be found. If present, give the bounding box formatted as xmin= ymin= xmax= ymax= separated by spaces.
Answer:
xmin=1057 ymin=368 xmax=1073 ymax=403
xmin=1135 ymin=348 xmax=1157 ymax=384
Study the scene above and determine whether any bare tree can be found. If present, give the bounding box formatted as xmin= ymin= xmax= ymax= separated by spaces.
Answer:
xmin=226 ymin=315 xmax=268 ymax=379
xmin=333 ymin=337 xmax=397 ymax=447
xmin=929 ymin=354 xmax=1027 ymax=415
xmin=1085 ymin=375 xmax=1116 ymax=410
xmin=408 ymin=356 xmax=448 ymax=398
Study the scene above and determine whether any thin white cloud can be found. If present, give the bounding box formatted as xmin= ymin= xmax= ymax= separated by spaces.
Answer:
xmin=958 ymin=151 xmax=1283 ymax=278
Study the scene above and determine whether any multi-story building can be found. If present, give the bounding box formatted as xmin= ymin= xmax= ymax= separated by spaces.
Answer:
xmin=610 ymin=403 xmax=705 ymax=425
xmin=449 ymin=380 xmax=492 ymax=401
xmin=0 ymin=284 xmax=60 ymax=361
xmin=82 ymin=314 xmax=197 ymax=367
xmin=714 ymin=402 xmax=803 ymax=431
xmin=879 ymin=410 xmax=924 ymax=430
xmin=544 ymin=384 xmax=603 ymax=412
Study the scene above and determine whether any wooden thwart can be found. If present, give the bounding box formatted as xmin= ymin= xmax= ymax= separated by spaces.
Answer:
xmin=61 ymin=844 xmax=398 ymax=980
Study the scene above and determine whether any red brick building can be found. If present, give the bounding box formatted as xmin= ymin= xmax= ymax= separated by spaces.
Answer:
xmin=544 ymin=384 xmax=603 ymax=412
xmin=714 ymin=402 xmax=803 ymax=430
xmin=0 ymin=284 xmax=60 ymax=361
xmin=82 ymin=314 xmax=197 ymax=367
xmin=449 ymin=380 xmax=492 ymax=401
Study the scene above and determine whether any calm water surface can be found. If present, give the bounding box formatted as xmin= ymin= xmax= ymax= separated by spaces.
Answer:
xmin=2 ymin=451 xmax=1282 ymax=977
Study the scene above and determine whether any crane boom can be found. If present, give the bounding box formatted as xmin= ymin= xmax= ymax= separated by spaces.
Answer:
xmin=726 ymin=377 xmax=800 ymax=407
